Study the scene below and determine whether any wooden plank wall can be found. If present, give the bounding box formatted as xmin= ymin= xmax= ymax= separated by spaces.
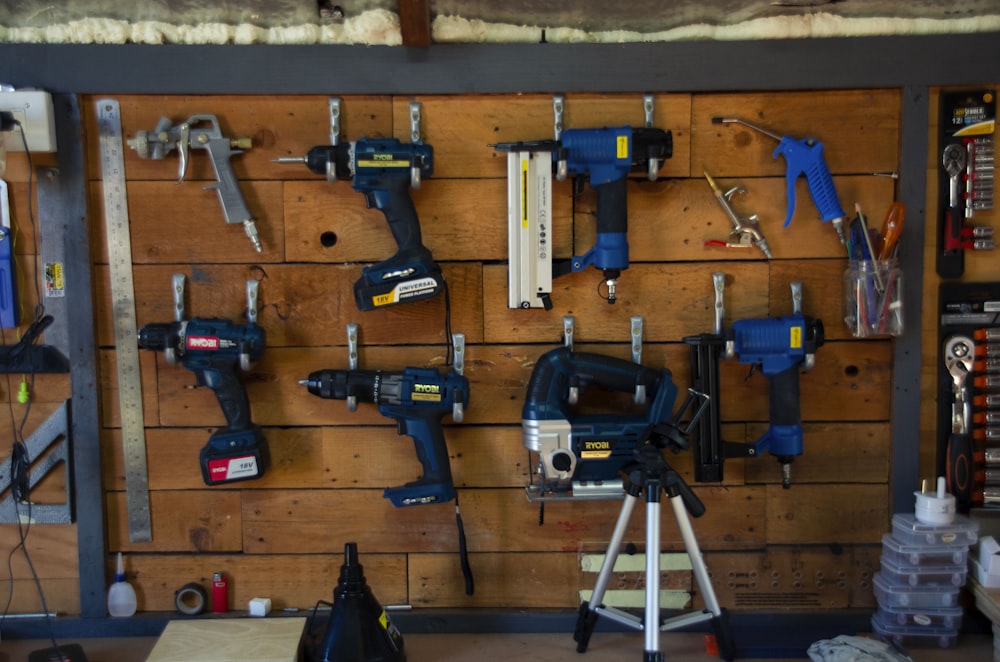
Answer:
xmin=4 ymin=88 xmax=905 ymax=616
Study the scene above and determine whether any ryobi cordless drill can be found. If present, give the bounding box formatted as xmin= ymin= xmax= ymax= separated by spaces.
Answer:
xmin=138 ymin=318 xmax=268 ymax=485
xmin=493 ymin=126 xmax=672 ymax=304
xmin=276 ymin=138 xmax=444 ymax=311
xmin=300 ymin=366 xmax=469 ymax=506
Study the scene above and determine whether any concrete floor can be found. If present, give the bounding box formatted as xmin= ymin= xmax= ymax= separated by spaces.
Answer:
xmin=0 ymin=631 xmax=996 ymax=662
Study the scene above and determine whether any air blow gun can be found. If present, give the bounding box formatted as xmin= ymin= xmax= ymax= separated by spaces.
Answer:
xmin=493 ymin=125 xmax=672 ymax=304
xmin=713 ymin=117 xmax=847 ymax=245
xmin=128 ymin=114 xmax=262 ymax=253
xmin=137 ymin=277 xmax=268 ymax=485
xmin=724 ymin=282 xmax=825 ymax=488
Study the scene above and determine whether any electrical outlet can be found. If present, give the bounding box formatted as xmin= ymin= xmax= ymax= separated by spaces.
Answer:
xmin=0 ymin=90 xmax=57 ymax=152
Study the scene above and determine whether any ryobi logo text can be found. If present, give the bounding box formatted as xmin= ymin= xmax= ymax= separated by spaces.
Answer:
xmin=187 ymin=336 xmax=219 ymax=350
xmin=412 ymin=382 xmax=442 ymax=402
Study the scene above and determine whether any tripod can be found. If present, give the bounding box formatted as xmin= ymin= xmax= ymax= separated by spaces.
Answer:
xmin=574 ymin=443 xmax=735 ymax=661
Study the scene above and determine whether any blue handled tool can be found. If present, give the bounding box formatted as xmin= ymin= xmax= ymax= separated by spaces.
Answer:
xmin=713 ymin=117 xmax=847 ymax=245
xmin=0 ymin=180 xmax=18 ymax=328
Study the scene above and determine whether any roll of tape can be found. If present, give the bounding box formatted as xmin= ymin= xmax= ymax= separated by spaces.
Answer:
xmin=174 ymin=582 xmax=207 ymax=615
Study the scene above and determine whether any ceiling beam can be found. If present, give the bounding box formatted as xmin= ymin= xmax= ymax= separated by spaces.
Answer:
xmin=399 ymin=0 xmax=431 ymax=47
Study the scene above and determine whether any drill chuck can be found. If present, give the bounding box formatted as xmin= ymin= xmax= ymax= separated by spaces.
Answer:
xmin=137 ymin=323 xmax=177 ymax=352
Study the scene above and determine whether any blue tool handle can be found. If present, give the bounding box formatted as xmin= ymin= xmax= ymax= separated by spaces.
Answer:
xmin=198 ymin=366 xmax=254 ymax=432
xmin=775 ymin=137 xmax=845 ymax=227
xmin=0 ymin=231 xmax=17 ymax=328
xmin=383 ymin=406 xmax=457 ymax=504
xmin=365 ymin=178 xmax=434 ymax=264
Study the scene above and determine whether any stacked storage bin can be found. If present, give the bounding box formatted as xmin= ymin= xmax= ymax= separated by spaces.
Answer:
xmin=871 ymin=512 xmax=980 ymax=649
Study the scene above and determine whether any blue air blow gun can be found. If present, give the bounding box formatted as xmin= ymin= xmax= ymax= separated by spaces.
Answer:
xmin=713 ymin=117 xmax=847 ymax=245
xmin=493 ymin=126 xmax=672 ymax=304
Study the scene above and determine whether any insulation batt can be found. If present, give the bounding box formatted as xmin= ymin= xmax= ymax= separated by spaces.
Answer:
xmin=0 ymin=8 xmax=996 ymax=44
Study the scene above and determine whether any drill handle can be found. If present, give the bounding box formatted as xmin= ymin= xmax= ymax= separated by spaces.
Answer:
xmin=593 ymin=177 xmax=629 ymax=236
xmin=364 ymin=177 xmax=433 ymax=262
xmin=775 ymin=136 xmax=845 ymax=227
xmin=768 ymin=363 xmax=802 ymax=428
xmin=197 ymin=364 xmax=254 ymax=432
xmin=383 ymin=406 xmax=457 ymax=505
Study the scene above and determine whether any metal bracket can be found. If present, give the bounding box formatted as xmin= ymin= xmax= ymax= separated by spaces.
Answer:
xmin=346 ymin=323 xmax=359 ymax=411
xmin=409 ymin=101 xmax=423 ymax=188
xmin=172 ymin=273 xmax=186 ymax=322
xmin=553 ymin=94 xmax=564 ymax=141
xmin=329 ymin=97 xmax=341 ymax=147
xmin=630 ymin=316 xmax=645 ymax=404
xmin=643 ymin=94 xmax=655 ymax=128
xmin=713 ymin=272 xmax=726 ymax=336
xmin=791 ymin=281 xmax=803 ymax=315
xmin=0 ymin=401 xmax=72 ymax=524
xmin=563 ymin=315 xmax=574 ymax=350
xmin=452 ymin=333 xmax=465 ymax=422
xmin=246 ymin=279 xmax=259 ymax=324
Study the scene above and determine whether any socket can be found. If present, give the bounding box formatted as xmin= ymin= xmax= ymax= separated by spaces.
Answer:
xmin=0 ymin=90 xmax=57 ymax=152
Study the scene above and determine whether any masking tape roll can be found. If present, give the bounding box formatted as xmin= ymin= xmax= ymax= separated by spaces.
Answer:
xmin=174 ymin=582 xmax=208 ymax=615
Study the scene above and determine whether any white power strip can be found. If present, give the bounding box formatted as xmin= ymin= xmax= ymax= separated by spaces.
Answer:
xmin=0 ymin=90 xmax=57 ymax=152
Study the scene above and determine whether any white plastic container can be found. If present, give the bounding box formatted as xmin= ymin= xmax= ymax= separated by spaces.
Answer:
xmin=107 ymin=552 xmax=137 ymax=617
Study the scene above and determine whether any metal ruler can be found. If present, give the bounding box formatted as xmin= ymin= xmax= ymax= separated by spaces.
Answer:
xmin=96 ymin=99 xmax=152 ymax=542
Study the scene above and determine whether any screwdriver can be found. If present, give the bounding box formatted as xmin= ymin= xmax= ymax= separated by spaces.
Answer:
xmin=877 ymin=201 xmax=905 ymax=261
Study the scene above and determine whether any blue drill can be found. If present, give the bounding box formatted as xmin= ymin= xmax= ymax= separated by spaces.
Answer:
xmin=493 ymin=126 xmax=672 ymax=303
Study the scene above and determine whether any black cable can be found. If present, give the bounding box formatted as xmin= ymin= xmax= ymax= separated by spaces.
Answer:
xmin=442 ymin=279 xmax=453 ymax=367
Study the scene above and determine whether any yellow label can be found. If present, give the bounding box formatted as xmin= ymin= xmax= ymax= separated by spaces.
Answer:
xmin=582 ymin=450 xmax=612 ymax=459
xmin=373 ymin=292 xmax=397 ymax=307
xmin=357 ymin=157 xmax=409 ymax=168
xmin=412 ymin=392 xmax=442 ymax=402
xmin=616 ymin=135 xmax=629 ymax=159
xmin=790 ymin=326 xmax=802 ymax=349
xmin=379 ymin=610 xmax=388 ymax=629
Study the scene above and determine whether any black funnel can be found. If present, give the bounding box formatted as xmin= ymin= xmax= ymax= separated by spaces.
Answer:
xmin=312 ymin=542 xmax=406 ymax=662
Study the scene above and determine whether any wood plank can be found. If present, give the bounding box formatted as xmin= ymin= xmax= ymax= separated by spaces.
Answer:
xmin=94 ymin=263 xmax=484 ymax=348
xmin=102 ymin=425 xmax=529 ymax=491
xmin=241 ymin=486 xmax=766 ymax=555
xmin=392 ymin=94 xmax=692 ymax=180
xmin=744 ymin=422 xmax=891 ymax=485
xmin=106 ymin=490 xmax=243 ymax=552
xmin=765 ymin=484 xmax=889 ymax=544
xmin=700 ymin=544 xmax=880 ymax=610
xmin=398 ymin=0 xmax=431 ymax=47
xmin=483 ymin=262 xmax=770 ymax=344
xmin=146 ymin=619 xmax=306 ymax=662
xmin=123 ymin=552 xmax=407 ymax=611
xmin=0 ymin=578 xmax=79 ymax=614
xmin=692 ymin=89 xmax=900 ymax=177
xmin=0 ymin=524 xmax=79 ymax=578
xmin=83 ymin=95 xmax=394 ymax=181
xmin=768 ymin=259 xmax=852 ymax=341
xmin=88 ymin=180 xmax=285 ymax=264
xmin=410 ymin=552 xmax=580 ymax=608
xmin=283 ymin=178 xmax=543 ymax=263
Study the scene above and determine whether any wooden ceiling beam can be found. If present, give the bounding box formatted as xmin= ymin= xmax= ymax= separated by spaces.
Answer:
xmin=399 ymin=0 xmax=431 ymax=46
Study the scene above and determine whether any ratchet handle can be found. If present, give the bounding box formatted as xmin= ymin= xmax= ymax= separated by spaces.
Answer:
xmin=947 ymin=432 xmax=973 ymax=510
xmin=775 ymin=137 xmax=845 ymax=227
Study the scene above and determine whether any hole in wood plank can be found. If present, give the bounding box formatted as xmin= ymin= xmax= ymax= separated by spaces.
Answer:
xmin=320 ymin=231 xmax=338 ymax=248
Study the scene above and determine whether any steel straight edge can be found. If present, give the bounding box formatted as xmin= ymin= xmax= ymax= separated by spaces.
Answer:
xmin=0 ymin=33 xmax=997 ymax=94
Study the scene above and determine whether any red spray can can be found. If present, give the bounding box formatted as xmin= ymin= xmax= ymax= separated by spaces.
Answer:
xmin=212 ymin=571 xmax=228 ymax=613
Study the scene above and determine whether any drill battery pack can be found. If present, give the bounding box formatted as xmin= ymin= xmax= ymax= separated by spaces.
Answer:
xmin=199 ymin=426 xmax=270 ymax=485
xmin=354 ymin=268 xmax=445 ymax=311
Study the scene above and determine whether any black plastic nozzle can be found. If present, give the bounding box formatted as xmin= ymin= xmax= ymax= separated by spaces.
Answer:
xmin=136 ymin=323 xmax=174 ymax=351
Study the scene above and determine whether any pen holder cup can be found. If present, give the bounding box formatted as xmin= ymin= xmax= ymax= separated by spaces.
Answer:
xmin=843 ymin=259 xmax=903 ymax=338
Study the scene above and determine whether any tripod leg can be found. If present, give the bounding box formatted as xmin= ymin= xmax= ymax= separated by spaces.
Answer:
xmin=644 ymin=494 xmax=664 ymax=662
xmin=669 ymin=495 xmax=735 ymax=661
xmin=575 ymin=493 xmax=639 ymax=653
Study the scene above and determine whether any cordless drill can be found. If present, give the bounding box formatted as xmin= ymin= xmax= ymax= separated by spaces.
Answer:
xmin=493 ymin=126 xmax=672 ymax=304
xmin=137 ymin=318 xmax=268 ymax=485
xmin=276 ymin=138 xmax=445 ymax=311
xmin=300 ymin=366 xmax=469 ymax=506
xmin=724 ymin=291 xmax=824 ymax=489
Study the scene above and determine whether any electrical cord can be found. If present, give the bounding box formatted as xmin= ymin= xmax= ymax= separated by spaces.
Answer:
xmin=0 ymin=120 xmax=64 ymax=656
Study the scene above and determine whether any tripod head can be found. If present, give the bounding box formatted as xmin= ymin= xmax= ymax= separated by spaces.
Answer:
xmin=619 ymin=442 xmax=706 ymax=518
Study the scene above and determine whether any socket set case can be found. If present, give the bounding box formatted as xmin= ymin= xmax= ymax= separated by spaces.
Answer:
xmin=879 ymin=555 xmax=967 ymax=588
xmin=870 ymin=612 xmax=959 ymax=649
xmin=872 ymin=572 xmax=961 ymax=609
xmin=890 ymin=513 xmax=980 ymax=546
xmin=880 ymin=533 xmax=969 ymax=567
xmin=874 ymin=603 xmax=964 ymax=629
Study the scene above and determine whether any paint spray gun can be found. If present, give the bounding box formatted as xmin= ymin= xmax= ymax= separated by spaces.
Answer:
xmin=128 ymin=114 xmax=262 ymax=252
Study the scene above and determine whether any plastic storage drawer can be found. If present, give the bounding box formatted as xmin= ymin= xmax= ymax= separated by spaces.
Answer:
xmin=872 ymin=572 xmax=960 ymax=608
xmin=871 ymin=613 xmax=958 ymax=649
xmin=881 ymin=533 xmax=969 ymax=567
xmin=891 ymin=513 xmax=979 ymax=547
xmin=875 ymin=604 xmax=963 ymax=629
xmin=879 ymin=556 xmax=966 ymax=588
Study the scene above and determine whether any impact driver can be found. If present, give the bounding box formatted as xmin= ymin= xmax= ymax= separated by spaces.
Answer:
xmin=493 ymin=125 xmax=672 ymax=303
xmin=276 ymin=138 xmax=445 ymax=312
xmin=300 ymin=366 xmax=469 ymax=506
xmin=137 ymin=317 xmax=268 ymax=485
